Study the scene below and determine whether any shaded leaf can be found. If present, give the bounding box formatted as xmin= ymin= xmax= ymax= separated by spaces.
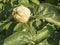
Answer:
xmin=45 ymin=0 xmax=58 ymax=5
xmin=3 ymin=22 xmax=13 ymax=30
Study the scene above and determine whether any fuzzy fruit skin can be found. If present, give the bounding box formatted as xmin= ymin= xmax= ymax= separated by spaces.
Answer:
xmin=12 ymin=5 xmax=31 ymax=23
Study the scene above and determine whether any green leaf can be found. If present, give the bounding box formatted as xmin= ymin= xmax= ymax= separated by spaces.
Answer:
xmin=30 ymin=0 xmax=40 ymax=5
xmin=35 ymin=19 xmax=41 ymax=27
xmin=35 ymin=25 xmax=50 ymax=43
xmin=35 ymin=23 xmax=56 ymax=44
xmin=13 ymin=23 xmax=23 ymax=31
xmin=0 ymin=21 xmax=12 ymax=32
xmin=18 ymin=0 xmax=30 ymax=7
xmin=0 ymin=3 xmax=3 ymax=9
xmin=29 ymin=18 xmax=42 ymax=30
xmin=4 ymin=28 xmax=35 ymax=45
xmin=33 ymin=3 xmax=60 ymax=27
xmin=3 ymin=22 xmax=13 ymax=30
xmin=18 ymin=0 xmax=37 ymax=8
xmin=0 ymin=22 xmax=6 ymax=32
xmin=10 ymin=0 xmax=14 ymax=6
xmin=45 ymin=0 xmax=58 ymax=5
xmin=37 ymin=39 xmax=51 ymax=45
xmin=4 ymin=23 xmax=37 ymax=45
xmin=13 ymin=23 xmax=30 ymax=32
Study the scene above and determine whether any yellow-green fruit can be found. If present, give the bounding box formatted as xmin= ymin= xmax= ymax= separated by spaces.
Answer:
xmin=12 ymin=5 xmax=31 ymax=23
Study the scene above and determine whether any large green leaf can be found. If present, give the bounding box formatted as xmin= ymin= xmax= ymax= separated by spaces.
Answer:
xmin=4 ymin=27 xmax=35 ymax=45
xmin=4 ymin=23 xmax=36 ymax=45
xmin=33 ymin=3 xmax=60 ymax=27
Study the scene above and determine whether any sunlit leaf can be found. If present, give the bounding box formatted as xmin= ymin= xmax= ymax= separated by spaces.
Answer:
xmin=4 ymin=28 xmax=35 ymax=45
xmin=30 ymin=0 xmax=40 ymax=5
xmin=0 ymin=3 xmax=3 ymax=9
